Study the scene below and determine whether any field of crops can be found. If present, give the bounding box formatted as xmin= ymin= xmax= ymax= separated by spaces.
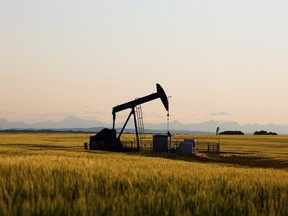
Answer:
xmin=0 ymin=132 xmax=287 ymax=215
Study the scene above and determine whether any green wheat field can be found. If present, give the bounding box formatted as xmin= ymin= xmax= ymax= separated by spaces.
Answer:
xmin=0 ymin=132 xmax=287 ymax=215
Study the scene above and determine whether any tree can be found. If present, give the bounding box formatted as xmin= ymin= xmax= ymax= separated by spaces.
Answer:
xmin=219 ymin=130 xmax=244 ymax=135
xmin=254 ymin=130 xmax=277 ymax=135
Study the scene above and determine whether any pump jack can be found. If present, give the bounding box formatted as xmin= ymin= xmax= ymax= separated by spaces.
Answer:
xmin=88 ymin=83 xmax=169 ymax=151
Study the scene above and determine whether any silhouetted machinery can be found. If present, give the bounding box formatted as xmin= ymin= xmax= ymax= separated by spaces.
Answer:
xmin=87 ymin=83 xmax=169 ymax=151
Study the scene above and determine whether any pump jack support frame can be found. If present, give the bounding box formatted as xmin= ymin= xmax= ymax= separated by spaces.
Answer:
xmin=115 ymin=108 xmax=140 ymax=150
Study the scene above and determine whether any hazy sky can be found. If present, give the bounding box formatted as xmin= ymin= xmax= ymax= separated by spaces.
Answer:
xmin=1 ymin=1 xmax=288 ymax=126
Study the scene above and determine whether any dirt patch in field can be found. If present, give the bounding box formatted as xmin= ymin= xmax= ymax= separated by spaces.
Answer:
xmin=192 ymin=152 xmax=288 ymax=170
xmin=142 ymin=151 xmax=288 ymax=170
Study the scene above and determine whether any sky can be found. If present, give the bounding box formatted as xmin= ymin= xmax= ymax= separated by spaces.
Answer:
xmin=1 ymin=1 xmax=288 ymax=126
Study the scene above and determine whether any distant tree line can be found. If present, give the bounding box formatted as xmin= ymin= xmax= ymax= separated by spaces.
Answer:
xmin=253 ymin=130 xmax=278 ymax=135
xmin=219 ymin=130 xmax=244 ymax=135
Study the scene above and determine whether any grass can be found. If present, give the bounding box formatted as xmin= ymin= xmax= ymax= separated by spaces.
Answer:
xmin=0 ymin=132 xmax=288 ymax=215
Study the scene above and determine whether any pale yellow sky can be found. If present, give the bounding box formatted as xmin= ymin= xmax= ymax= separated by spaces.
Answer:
xmin=1 ymin=1 xmax=288 ymax=125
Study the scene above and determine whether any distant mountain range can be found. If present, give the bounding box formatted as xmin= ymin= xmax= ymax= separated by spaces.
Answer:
xmin=1 ymin=116 xmax=288 ymax=134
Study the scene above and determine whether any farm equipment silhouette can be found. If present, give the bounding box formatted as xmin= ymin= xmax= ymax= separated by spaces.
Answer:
xmin=87 ymin=83 xmax=169 ymax=151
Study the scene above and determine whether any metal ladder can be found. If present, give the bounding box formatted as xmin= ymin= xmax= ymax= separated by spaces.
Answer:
xmin=135 ymin=104 xmax=145 ymax=141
